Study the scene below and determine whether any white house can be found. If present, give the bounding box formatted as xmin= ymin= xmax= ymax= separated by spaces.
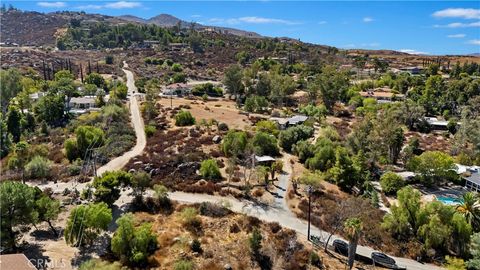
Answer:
xmin=269 ymin=115 xmax=308 ymax=129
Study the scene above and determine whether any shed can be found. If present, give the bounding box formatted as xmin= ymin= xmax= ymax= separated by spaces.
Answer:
xmin=254 ymin=155 xmax=275 ymax=165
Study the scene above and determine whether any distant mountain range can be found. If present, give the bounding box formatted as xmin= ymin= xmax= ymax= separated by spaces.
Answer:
xmin=117 ymin=14 xmax=261 ymax=38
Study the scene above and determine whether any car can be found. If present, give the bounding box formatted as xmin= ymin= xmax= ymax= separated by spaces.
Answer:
xmin=371 ymin=252 xmax=398 ymax=269
xmin=333 ymin=239 xmax=348 ymax=256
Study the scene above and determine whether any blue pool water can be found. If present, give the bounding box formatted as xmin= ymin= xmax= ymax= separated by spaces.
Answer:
xmin=436 ymin=196 xmax=459 ymax=205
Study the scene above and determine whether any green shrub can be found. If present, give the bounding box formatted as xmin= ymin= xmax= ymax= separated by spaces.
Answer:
xmin=380 ymin=171 xmax=405 ymax=195
xmin=144 ymin=125 xmax=156 ymax=137
xmin=171 ymin=73 xmax=186 ymax=83
xmin=25 ymin=155 xmax=51 ymax=179
xmin=244 ymin=95 xmax=268 ymax=113
xmin=249 ymin=227 xmax=263 ymax=255
xmin=180 ymin=207 xmax=201 ymax=231
xmin=175 ymin=110 xmax=195 ymax=126
xmin=174 ymin=259 xmax=194 ymax=270
xmin=171 ymin=63 xmax=183 ymax=72
xmin=200 ymin=159 xmax=222 ymax=180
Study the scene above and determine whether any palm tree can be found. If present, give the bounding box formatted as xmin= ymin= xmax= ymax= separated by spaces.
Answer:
xmin=455 ymin=192 xmax=480 ymax=228
xmin=344 ymin=217 xmax=363 ymax=270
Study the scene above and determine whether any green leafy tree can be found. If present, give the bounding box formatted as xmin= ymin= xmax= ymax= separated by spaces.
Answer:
xmin=0 ymin=68 xmax=22 ymax=114
xmin=222 ymin=130 xmax=248 ymax=157
xmin=328 ymin=147 xmax=358 ymax=190
xmin=65 ymin=202 xmax=112 ymax=246
xmin=0 ymin=181 xmax=38 ymax=250
xmin=244 ymin=95 xmax=269 ymax=113
xmin=131 ymin=171 xmax=151 ymax=198
xmin=408 ymin=151 xmax=458 ymax=186
xmin=380 ymin=172 xmax=405 ymax=195
xmin=278 ymin=125 xmax=314 ymax=152
xmin=6 ymin=106 xmax=22 ymax=142
xmin=467 ymin=233 xmax=480 ymax=269
xmin=0 ymin=113 xmax=12 ymax=157
xmin=111 ymin=213 xmax=157 ymax=265
xmin=35 ymin=195 xmax=61 ymax=236
xmin=308 ymin=65 xmax=350 ymax=112
xmin=85 ymin=73 xmax=106 ymax=89
xmin=7 ymin=141 xmax=30 ymax=183
xmin=382 ymin=186 xmax=421 ymax=238
xmin=93 ymin=171 xmax=132 ymax=206
xmin=200 ymin=159 xmax=222 ymax=180
xmin=223 ymin=64 xmax=244 ymax=101
xmin=65 ymin=125 xmax=105 ymax=161
xmin=251 ymin=132 xmax=279 ymax=156
xmin=255 ymin=120 xmax=279 ymax=137
xmin=34 ymin=94 xmax=65 ymax=126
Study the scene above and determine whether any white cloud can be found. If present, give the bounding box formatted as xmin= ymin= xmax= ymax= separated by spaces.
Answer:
xmin=433 ymin=8 xmax=480 ymax=20
xmin=434 ymin=21 xmax=480 ymax=28
xmin=207 ymin=16 xmax=300 ymax=25
xmin=191 ymin=15 xmax=202 ymax=18
xmin=37 ymin=2 xmax=66 ymax=8
xmin=361 ymin=42 xmax=380 ymax=47
xmin=318 ymin=21 xmax=327 ymax=25
xmin=104 ymin=1 xmax=142 ymax=9
xmin=399 ymin=49 xmax=429 ymax=55
xmin=76 ymin=4 xmax=103 ymax=10
xmin=363 ymin=17 xmax=374 ymax=23
xmin=447 ymin=34 xmax=466 ymax=38
xmin=467 ymin=39 xmax=480 ymax=45
xmin=343 ymin=44 xmax=356 ymax=48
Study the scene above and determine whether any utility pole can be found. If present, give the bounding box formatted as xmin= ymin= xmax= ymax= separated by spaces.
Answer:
xmin=307 ymin=185 xmax=313 ymax=241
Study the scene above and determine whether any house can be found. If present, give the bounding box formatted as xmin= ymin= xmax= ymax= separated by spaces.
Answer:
xmin=254 ymin=155 xmax=276 ymax=165
xmin=398 ymin=66 xmax=423 ymax=75
xmin=359 ymin=87 xmax=405 ymax=103
xmin=269 ymin=115 xmax=308 ymax=129
xmin=143 ymin=40 xmax=161 ymax=48
xmin=29 ymin=92 xmax=46 ymax=103
xmin=169 ymin=43 xmax=188 ymax=51
xmin=68 ymin=95 xmax=109 ymax=114
xmin=394 ymin=171 xmax=416 ymax=181
xmin=424 ymin=117 xmax=449 ymax=130
xmin=0 ymin=254 xmax=37 ymax=270
xmin=162 ymin=83 xmax=191 ymax=96
xmin=464 ymin=167 xmax=480 ymax=192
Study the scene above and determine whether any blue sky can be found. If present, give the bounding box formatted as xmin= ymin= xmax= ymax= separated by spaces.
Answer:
xmin=5 ymin=1 xmax=480 ymax=55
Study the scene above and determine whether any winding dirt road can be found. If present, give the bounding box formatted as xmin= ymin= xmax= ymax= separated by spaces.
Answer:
xmin=96 ymin=63 xmax=146 ymax=176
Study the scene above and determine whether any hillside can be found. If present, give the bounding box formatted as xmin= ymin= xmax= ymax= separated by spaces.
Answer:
xmin=118 ymin=13 xmax=262 ymax=38
xmin=0 ymin=10 xmax=129 ymax=46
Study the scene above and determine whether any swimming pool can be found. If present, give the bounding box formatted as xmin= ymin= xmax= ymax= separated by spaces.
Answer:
xmin=436 ymin=196 xmax=459 ymax=205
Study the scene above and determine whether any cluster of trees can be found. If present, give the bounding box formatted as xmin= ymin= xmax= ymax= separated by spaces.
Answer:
xmin=223 ymin=62 xmax=297 ymax=107
xmin=0 ymin=68 xmax=132 ymax=164
xmin=382 ymin=186 xmax=480 ymax=264
xmin=191 ymin=83 xmax=223 ymax=97
xmin=221 ymin=124 xmax=283 ymax=187
xmin=0 ymin=181 xmax=61 ymax=250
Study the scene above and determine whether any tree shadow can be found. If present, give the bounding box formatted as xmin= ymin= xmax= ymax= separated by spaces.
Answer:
xmin=30 ymin=229 xmax=59 ymax=241
xmin=21 ymin=243 xmax=50 ymax=270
